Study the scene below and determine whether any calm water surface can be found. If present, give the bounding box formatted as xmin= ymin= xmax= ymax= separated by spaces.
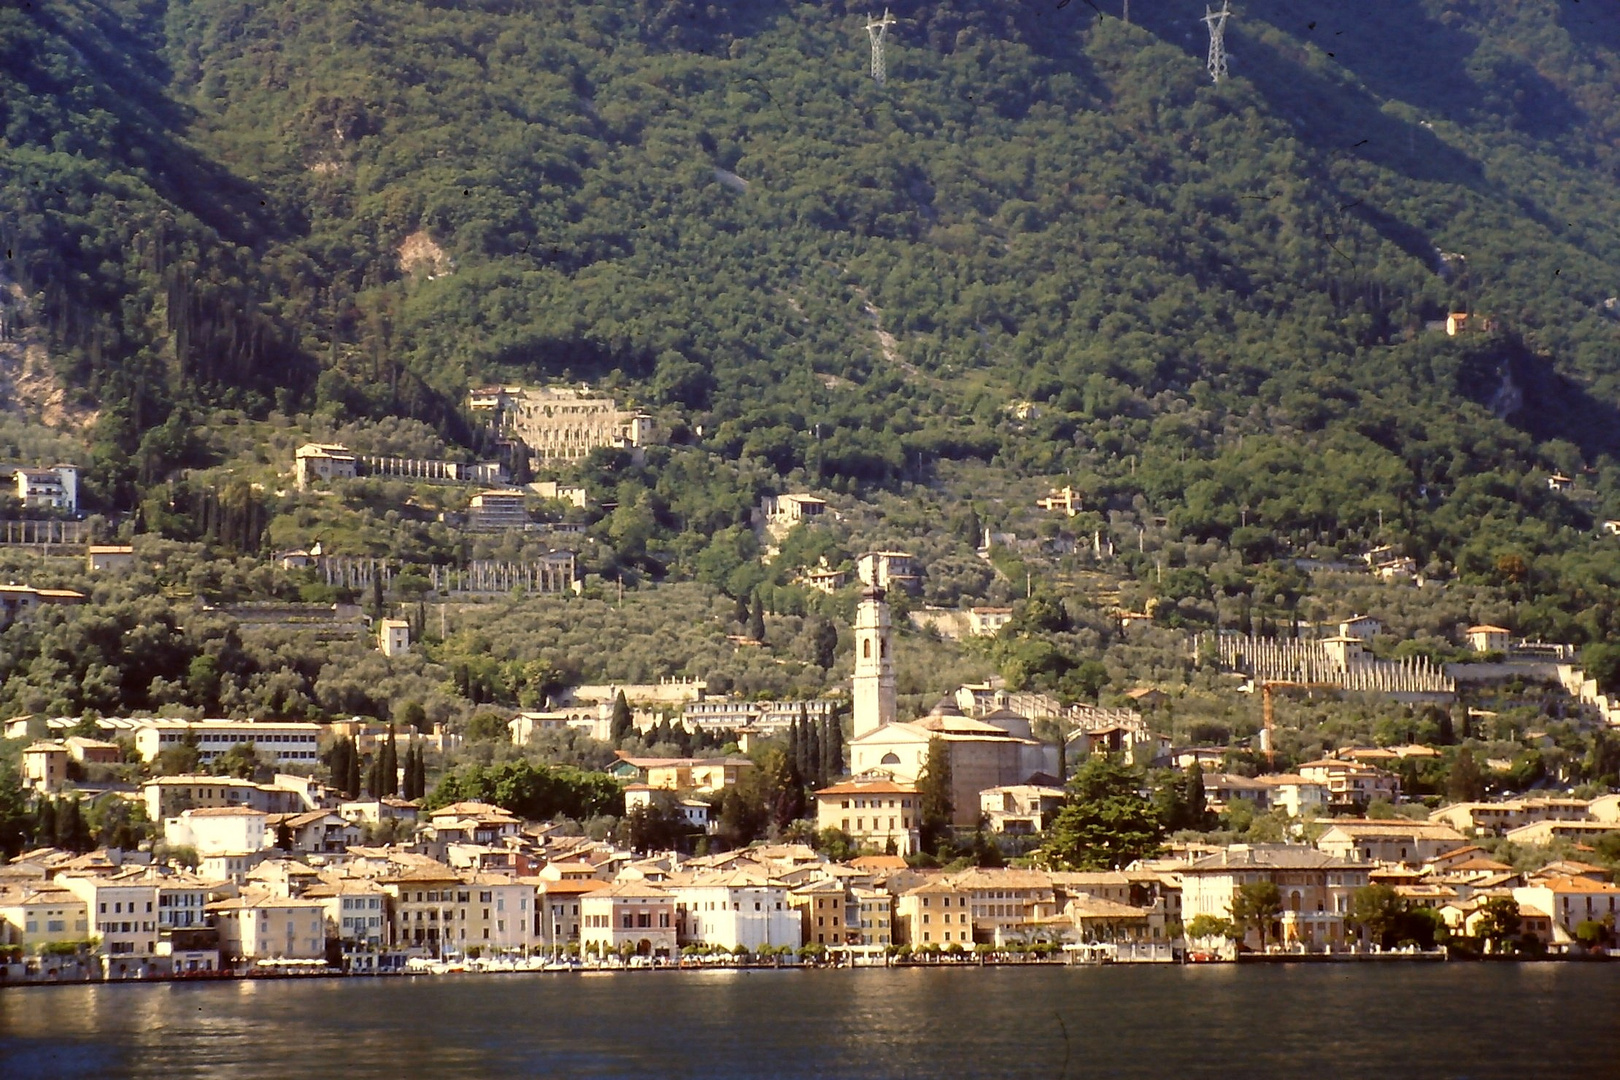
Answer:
xmin=2 ymin=964 xmax=1617 ymax=1078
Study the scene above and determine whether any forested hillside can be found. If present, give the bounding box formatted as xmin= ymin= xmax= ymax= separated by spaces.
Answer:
xmin=3 ymin=0 xmax=1620 ymax=605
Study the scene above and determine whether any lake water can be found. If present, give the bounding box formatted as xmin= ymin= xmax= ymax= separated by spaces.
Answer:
xmin=2 ymin=964 xmax=1617 ymax=1078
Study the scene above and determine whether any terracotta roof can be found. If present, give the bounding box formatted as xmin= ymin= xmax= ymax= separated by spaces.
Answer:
xmin=814 ymin=779 xmax=918 ymax=796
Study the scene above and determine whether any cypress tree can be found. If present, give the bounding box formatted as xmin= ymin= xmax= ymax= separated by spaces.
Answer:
xmin=382 ymin=725 xmax=399 ymax=796
xmin=748 ymin=595 xmax=765 ymax=642
xmin=59 ymin=796 xmax=88 ymax=853
xmin=806 ymin=713 xmax=823 ymax=788
xmin=1183 ymin=761 xmax=1208 ymax=829
xmin=787 ymin=716 xmax=802 ymax=786
xmin=366 ymin=754 xmax=382 ymax=799
xmin=610 ymin=691 xmax=633 ymax=745
xmin=368 ymin=573 xmax=385 ymax=621
xmin=413 ymin=743 xmax=427 ymax=800
xmin=347 ymin=739 xmax=362 ymax=799
xmin=916 ymin=738 xmax=954 ymax=854
xmin=821 ymin=712 xmax=843 ymax=780
xmin=795 ymin=705 xmax=814 ymax=781
xmin=36 ymin=798 xmax=57 ymax=849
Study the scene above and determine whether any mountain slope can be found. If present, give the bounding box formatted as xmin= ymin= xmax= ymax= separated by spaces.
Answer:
xmin=2 ymin=1 xmax=1619 ymax=548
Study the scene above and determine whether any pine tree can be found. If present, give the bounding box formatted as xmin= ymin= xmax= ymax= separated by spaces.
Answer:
xmin=1448 ymin=747 xmax=1486 ymax=802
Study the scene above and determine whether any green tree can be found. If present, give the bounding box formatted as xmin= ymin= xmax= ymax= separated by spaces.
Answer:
xmin=1348 ymin=883 xmax=1405 ymax=948
xmin=275 ymin=819 xmax=294 ymax=851
xmin=811 ymin=616 xmax=838 ymax=671
xmin=1039 ymin=755 xmax=1165 ymax=870
xmin=747 ymin=595 xmax=766 ymax=642
xmin=1186 ymin=914 xmax=1236 ymax=941
xmin=214 ymin=742 xmax=262 ymax=780
xmin=466 ymin=711 xmax=509 ymax=743
xmin=1230 ymin=881 xmax=1283 ymax=949
xmin=1448 ymin=747 xmax=1486 ymax=802
xmin=346 ymin=739 xmax=362 ymax=799
xmin=0 ymin=763 xmax=32 ymax=859
xmin=1474 ymin=896 xmax=1522 ymax=953
xmin=381 ymin=725 xmax=399 ymax=797
xmin=610 ymin=691 xmax=633 ymax=745
xmin=157 ymin=729 xmax=201 ymax=776
xmin=396 ymin=700 xmax=428 ymax=734
xmin=1574 ymin=919 xmax=1611 ymax=951
xmin=1182 ymin=761 xmax=1209 ymax=830
xmin=916 ymin=737 xmax=954 ymax=854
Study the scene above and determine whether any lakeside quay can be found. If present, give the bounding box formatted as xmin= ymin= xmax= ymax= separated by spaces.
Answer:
xmin=9 ymin=943 xmax=1612 ymax=988
xmin=5 ymin=965 xmax=1619 ymax=1079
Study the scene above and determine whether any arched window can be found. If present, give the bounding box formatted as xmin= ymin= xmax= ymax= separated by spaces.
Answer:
xmin=863 ymin=640 xmax=871 ymax=659
xmin=1290 ymin=891 xmax=1302 ymax=912
xmin=881 ymin=752 xmax=901 ymax=765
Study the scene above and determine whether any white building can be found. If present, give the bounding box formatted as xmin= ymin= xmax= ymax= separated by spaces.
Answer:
xmin=131 ymin=719 xmax=321 ymax=765
xmin=670 ymin=870 xmax=799 ymax=952
xmin=293 ymin=443 xmax=357 ymax=489
xmin=164 ymin=806 xmax=270 ymax=860
xmin=12 ymin=464 xmax=79 ymax=512
xmin=378 ymin=617 xmax=411 ymax=657
xmin=851 ymin=587 xmax=897 ymax=741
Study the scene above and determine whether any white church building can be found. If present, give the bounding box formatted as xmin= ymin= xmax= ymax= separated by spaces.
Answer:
xmin=845 ymin=580 xmax=1059 ymax=827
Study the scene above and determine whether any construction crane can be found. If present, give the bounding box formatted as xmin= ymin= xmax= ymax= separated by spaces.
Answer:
xmin=1258 ymin=680 xmax=1342 ymax=768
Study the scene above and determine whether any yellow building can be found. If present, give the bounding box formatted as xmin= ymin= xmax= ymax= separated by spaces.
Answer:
xmin=813 ymin=779 xmax=919 ymax=855
xmin=209 ymin=891 xmax=327 ymax=964
xmin=896 ymin=878 xmax=973 ymax=947
xmin=0 ymin=885 xmax=90 ymax=951
xmin=789 ymin=879 xmax=848 ymax=946
xmin=20 ymin=741 xmax=67 ymax=794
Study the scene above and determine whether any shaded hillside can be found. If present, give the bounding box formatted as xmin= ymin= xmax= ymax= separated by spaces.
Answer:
xmin=2 ymin=1 xmax=1619 ymax=543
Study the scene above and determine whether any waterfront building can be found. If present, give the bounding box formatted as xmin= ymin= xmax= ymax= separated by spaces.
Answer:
xmin=580 ymin=880 xmax=677 ymax=958
xmin=530 ymin=877 xmax=606 ymax=952
xmin=55 ymin=874 xmax=163 ymax=971
xmin=1180 ymin=845 xmax=1369 ymax=951
xmin=210 ymin=891 xmax=326 ymax=966
xmin=668 ymin=869 xmax=798 ymax=953
xmin=0 ymin=884 xmax=90 ymax=952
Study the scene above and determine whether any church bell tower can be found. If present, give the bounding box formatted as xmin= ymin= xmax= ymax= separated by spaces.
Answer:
xmin=852 ymin=586 xmax=897 ymax=740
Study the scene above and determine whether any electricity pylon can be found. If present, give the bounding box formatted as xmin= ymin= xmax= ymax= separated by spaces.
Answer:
xmin=1204 ymin=1 xmax=1231 ymax=84
xmin=867 ymin=9 xmax=897 ymax=85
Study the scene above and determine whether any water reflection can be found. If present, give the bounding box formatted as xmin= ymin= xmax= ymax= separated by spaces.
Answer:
xmin=2 ymin=965 xmax=1617 ymax=1079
